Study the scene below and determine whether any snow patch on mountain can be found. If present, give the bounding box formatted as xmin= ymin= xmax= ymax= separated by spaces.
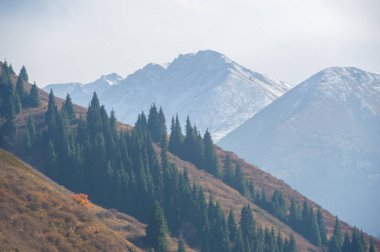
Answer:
xmin=219 ymin=67 xmax=380 ymax=236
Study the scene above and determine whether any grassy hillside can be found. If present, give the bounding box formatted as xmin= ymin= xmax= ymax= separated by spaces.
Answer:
xmin=0 ymin=149 xmax=140 ymax=252
xmin=0 ymin=149 xmax=194 ymax=252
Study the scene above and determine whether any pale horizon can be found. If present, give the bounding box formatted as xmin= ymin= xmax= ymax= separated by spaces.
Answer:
xmin=1 ymin=0 xmax=379 ymax=87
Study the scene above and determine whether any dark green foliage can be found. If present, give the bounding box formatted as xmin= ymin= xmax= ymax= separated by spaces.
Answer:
xmin=240 ymin=205 xmax=257 ymax=252
xmin=350 ymin=228 xmax=366 ymax=252
xmin=329 ymin=217 xmax=342 ymax=252
xmin=177 ymin=233 xmax=187 ymax=252
xmin=369 ymin=239 xmax=376 ymax=252
xmin=1 ymin=117 xmax=16 ymax=147
xmin=62 ymin=94 xmax=75 ymax=120
xmin=24 ymin=115 xmax=36 ymax=151
xmin=309 ymin=209 xmax=321 ymax=246
xmin=168 ymin=115 xmax=184 ymax=155
xmin=27 ymin=83 xmax=40 ymax=107
xmin=271 ymin=190 xmax=286 ymax=220
xmin=148 ymin=104 xmax=167 ymax=143
xmin=146 ymin=201 xmax=168 ymax=252
xmin=228 ymin=209 xmax=238 ymax=242
xmin=342 ymin=232 xmax=351 ymax=252
xmin=16 ymin=66 xmax=28 ymax=103
xmin=317 ymin=208 xmax=327 ymax=244
xmin=203 ymin=129 xmax=220 ymax=177
xmin=285 ymin=234 xmax=297 ymax=252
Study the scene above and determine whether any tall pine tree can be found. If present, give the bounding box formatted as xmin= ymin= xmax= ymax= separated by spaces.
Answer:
xmin=146 ymin=201 xmax=169 ymax=252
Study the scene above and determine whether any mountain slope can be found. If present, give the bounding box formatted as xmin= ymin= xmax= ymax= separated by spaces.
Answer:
xmin=0 ymin=149 xmax=195 ymax=252
xmin=0 ymin=149 xmax=141 ymax=252
xmin=219 ymin=67 xmax=380 ymax=237
xmin=4 ymin=62 xmax=379 ymax=250
xmin=45 ymin=50 xmax=292 ymax=141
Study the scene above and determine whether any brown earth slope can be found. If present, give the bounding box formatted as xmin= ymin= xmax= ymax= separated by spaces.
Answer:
xmin=0 ymin=149 xmax=194 ymax=252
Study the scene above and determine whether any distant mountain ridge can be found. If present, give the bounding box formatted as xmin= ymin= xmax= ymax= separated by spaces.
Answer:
xmin=44 ymin=72 xmax=123 ymax=107
xmin=219 ymin=66 xmax=380 ymax=237
xmin=44 ymin=50 xmax=293 ymax=141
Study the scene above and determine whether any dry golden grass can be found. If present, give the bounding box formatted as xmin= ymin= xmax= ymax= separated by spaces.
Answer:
xmin=0 ymin=149 xmax=193 ymax=252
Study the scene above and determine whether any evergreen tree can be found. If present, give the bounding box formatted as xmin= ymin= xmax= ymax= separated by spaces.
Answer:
xmin=177 ymin=233 xmax=187 ymax=252
xmin=146 ymin=201 xmax=169 ymax=252
xmin=240 ymin=204 xmax=256 ymax=252
xmin=24 ymin=114 xmax=36 ymax=151
xmin=271 ymin=190 xmax=286 ymax=220
xmin=289 ymin=198 xmax=300 ymax=232
xmin=148 ymin=104 xmax=162 ymax=143
xmin=228 ymin=209 xmax=238 ymax=242
xmin=342 ymin=232 xmax=351 ymax=252
xmin=223 ymin=154 xmax=234 ymax=185
xmin=285 ymin=234 xmax=297 ymax=252
xmin=16 ymin=66 xmax=28 ymax=104
xmin=317 ymin=208 xmax=327 ymax=244
xmin=14 ymin=92 xmax=22 ymax=114
xmin=168 ymin=115 xmax=184 ymax=155
xmin=233 ymin=229 xmax=245 ymax=252
xmin=62 ymin=94 xmax=75 ymax=120
xmin=329 ymin=217 xmax=342 ymax=252
xmin=28 ymin=83 xmax=40 ymax=107
xmin=203 ymin=129 xmax=220 ymax=177
xmin=350 ymin=228 xmax=365 ymax=252
xmin=369 ymin=239 xmax=376 ymax=252
xmin=309 ymin=209 xmax=321 ymax=246
xmin=234 ymin=164 xmax=246 ymax=195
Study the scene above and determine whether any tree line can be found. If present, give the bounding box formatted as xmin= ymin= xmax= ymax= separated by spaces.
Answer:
xmin=0 ymin=63 xmax=39 ymax=147
xmin=19 ymin=90 xmax=300 ymax=252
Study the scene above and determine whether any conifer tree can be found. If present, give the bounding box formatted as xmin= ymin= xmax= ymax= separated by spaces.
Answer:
xmin=233 ymin=229 xmax=245 ymax=252
xmin=146 ymin=201 xmax=168 ymax=252
xmin=168 ymin=115 xmax=184 ymax=155
xmin=234 ymin=164 xmax=246 ymax=195
xmin=203 ymin=129 xmax=220 ymax=177
xmin=309 ymin=209 xmax=321 ymax=246
xmin=317 ymin=207 xmax=327 ymax=244
xmin=148 ymin=104 xmax=162 ymax=143
xmin=289 ymin=198 xmax=300 ymax=232
xmin=177 ymin=233 xmax=187 ymax=252
xmin=28 ymin=83 xmax=40 ymax=107
xmin=16 ymin=66 xmax=28 ymax=103
xmin=369 ymin=239 xmax=376 ymax=252
xmin=24 ymin=114 xmax=36 ymax=151
xmin=342 ymin=232 xmax=351 ymax=252
xmin=329 ymin=216 xmax=342 ymax=252
xmin=285 ymin=234 xmax=297 ymax=252
xmin=62 ymin=94 xmax=75 ymax=120
xmin=271 ymin=190 xmax=286 ymax=220
xmin=228 ymin=209 xmax=238 ymax=242
xmin=240 ymin=204 xmax=256 ymax=252
xmin=14 ymin=92 xmax=22 ymax=113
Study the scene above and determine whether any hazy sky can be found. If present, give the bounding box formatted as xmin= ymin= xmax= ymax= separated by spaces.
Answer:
xmin=1 ymin=0 xmax=379 ymax=87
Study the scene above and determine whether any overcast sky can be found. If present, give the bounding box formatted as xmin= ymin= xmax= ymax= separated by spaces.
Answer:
xmin=0 ymin=0 xmax=379 ymax=87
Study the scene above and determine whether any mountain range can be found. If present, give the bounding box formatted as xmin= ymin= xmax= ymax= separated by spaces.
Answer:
xmin=44 ymin=50 xmax=293 ymax=141
xmin=219 ymin=67 xmax=380 ymax=237
xmin=1 ymin=60 xmax=380 ymax=251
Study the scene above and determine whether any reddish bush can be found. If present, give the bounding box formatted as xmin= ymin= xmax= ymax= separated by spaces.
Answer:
xmin=70 ymin=194 xmax=91 ymax=208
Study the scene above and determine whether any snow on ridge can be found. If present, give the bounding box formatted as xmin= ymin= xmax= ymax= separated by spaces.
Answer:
xmin=45 ymin=50 xmax=293 ymax=141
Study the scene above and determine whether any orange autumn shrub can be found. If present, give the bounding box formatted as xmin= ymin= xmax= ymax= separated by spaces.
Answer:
xmin=70 ymin=193 xmax=91 ymax=207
